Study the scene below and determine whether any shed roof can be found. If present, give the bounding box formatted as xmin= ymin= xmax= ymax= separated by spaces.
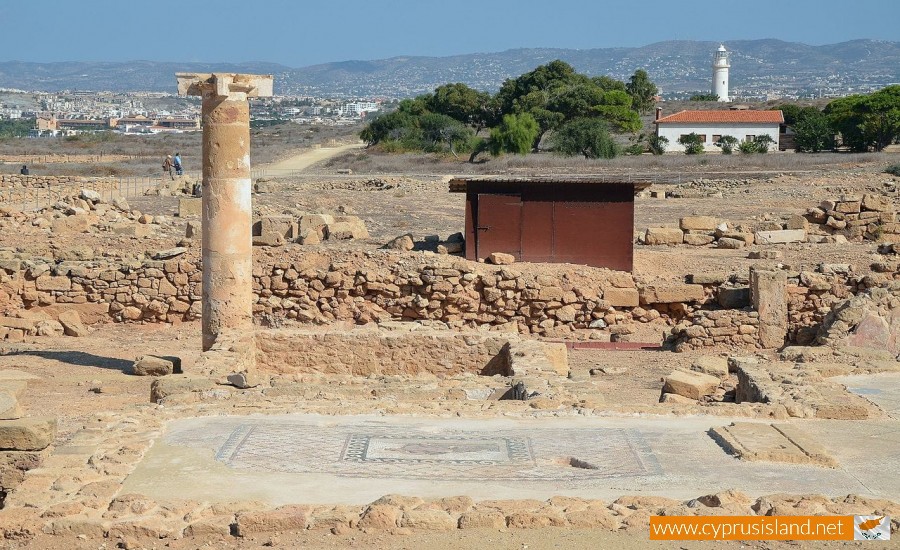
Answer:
xmin=655 ymin=110 xmax=784 ymax=124
xmin=449 ymin=175 xmax=655 ymax=193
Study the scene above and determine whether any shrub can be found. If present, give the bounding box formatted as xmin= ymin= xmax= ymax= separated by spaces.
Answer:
xmin=648 ymin=134 xmax=668 ymax=155
xmin=678 ymin=133 xmax=705 ymax=155
xmin=885 ymin=164 xmax=900 ymax=176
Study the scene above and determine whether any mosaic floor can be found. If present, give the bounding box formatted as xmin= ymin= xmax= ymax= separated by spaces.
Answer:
xmin=165 ymin=417 xmax=662 ymax=485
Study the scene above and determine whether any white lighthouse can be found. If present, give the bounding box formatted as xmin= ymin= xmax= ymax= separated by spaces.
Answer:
xmin=712 ymin=44 xmax=730 ymax=102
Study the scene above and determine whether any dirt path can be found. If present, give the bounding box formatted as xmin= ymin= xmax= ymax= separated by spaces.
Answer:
xmin=266 ymin=142 xmax=365 ymax=172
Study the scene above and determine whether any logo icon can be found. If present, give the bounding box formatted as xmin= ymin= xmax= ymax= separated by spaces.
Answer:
xmin=854 ymin=515 xmax=891 ymax=540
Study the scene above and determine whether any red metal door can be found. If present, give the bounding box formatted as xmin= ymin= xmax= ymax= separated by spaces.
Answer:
xmin=476 ymin=194 xmax=522 ymax=260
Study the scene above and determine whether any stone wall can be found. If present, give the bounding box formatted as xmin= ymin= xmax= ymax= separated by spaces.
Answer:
xmin=1 ymin=248 xmax=897 ymax=352
xmin=0 ymin=174 xmax=118 ymax=191
xmin=255 ymin=327 xmax=511 ymax=377
xmin=816 ymin=283 xmax=900 ymax=357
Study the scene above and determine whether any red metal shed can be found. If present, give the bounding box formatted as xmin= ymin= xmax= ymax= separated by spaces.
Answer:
xmin=449 ymin=176 xmax=652 ymax=272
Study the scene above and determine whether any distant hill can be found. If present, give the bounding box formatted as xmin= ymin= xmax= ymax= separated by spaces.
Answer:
xmin=1 ymin=39 xmax=898 ymax=98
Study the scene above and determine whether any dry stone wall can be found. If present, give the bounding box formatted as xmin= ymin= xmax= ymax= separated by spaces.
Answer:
xmin=0 ymin=174 xmax=118 ymax=191
xmin=0 ymin=248 xmax=897 ymax=352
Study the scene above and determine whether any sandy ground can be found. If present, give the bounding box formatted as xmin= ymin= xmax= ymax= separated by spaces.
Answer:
xmin=265 ymin=142 xmax=366 ymax=172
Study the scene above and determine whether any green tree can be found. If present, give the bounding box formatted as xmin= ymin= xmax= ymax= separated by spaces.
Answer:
xmin=0 ymin=118 xmax=35 ymax=139
xmin=689 ymin=93 xmax=719 ymax=101
xmin=425 ymin=82 xmax=493 ymax=131
xmin=793 ymin=110 xmax=832 ymax=152
xmin=824 ymin=94 xmax=868 ymax=151
xmin=593 ymin=90 xmax=642 ymax=133
xmin=625 ymin=69 xmax=658 ymax=115
xmin=487 ymin=113 xmax=540 ymax=157
xmin=551 ymin=118 xmax=619 ymax=159
xmin=716 ymin=135 xmax=739 ymax=154
xmin=859 ymin=85 xmax=900 ymax=151
xmin=419 ymin=113 xmax=472 ymax=157
xmin=648 ymin=134 xmax=668 ymax=155
xmin=738 ymin=134 xmax=775 ymax=154
xmin=678 ymin=133 xmax=705 ymax=154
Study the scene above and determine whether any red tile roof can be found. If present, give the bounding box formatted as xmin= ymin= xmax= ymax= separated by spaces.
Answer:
xmin=656 ymin=110 xmax=784 ymax=124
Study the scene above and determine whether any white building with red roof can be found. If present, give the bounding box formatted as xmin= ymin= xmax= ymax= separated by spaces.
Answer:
xmin=654 ymin=109 xmax=784 ymax=152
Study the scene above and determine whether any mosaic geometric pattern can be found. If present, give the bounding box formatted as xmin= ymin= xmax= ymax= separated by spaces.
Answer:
xmin=166 ymin=419 xmax=662 ymax=484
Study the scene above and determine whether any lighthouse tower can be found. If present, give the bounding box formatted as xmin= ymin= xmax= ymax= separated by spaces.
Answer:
xmin=712 ymin=44 xmax=730 ymax=102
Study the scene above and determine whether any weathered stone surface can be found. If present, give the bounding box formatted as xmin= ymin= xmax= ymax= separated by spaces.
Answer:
xmin=151 ymin=247 xmax=187 ymax=260
xmin=662 ymin=370 xmax=720 ymax=400
xmin=488 ymin=252 xmax=515 ymax=265
xmin=751 ymin=268 xmax=788 ymax=349
xmin=0 ymin=393 xmax=23 ymax=420
xmin=603 ymin=288 xmax=639 ymax=307
xmin=640 ymin=284 xmax=704 ymax=304
xmin=178 ymin=197 xmax=201 ymax=217
xmin=131 ymin=355 xmax=178 ymax=377
xmin=683 ymin=234 xmax=715 ymax=246
xmin=383 ymin=234 xmax=414 ymax=251
xmin=754 ymin=229 xmax=807 ymax=245
xmin=35 ymin=275 xmax=72 ymax=292
xmin=861 ymin=193 xmax=894 ymax=212
xmin=458 ymin=511 xmax=506 ymax=529
xmin=110 ymin=223 xmax=153 ymax=238
xmin=150 ymin=377 xmax=216 ymax=403
xmin=717 ymin=237 xmax=745 ymax=249
xmin=709 ymin=422 xmax=837 ymax=467
xmin=57 ymin=309 xmax=89 ymax=337
xmin=659 ymin=392 xmax=697 ymax=404
xmin=227 ymin=371 xmax=262 ymax=389
xmin=785 ymin=215 xmax=809 ymax=231
xmin=847 ymin=313 xmax=892 ymax=353
xmin=234 ymin=505 xmax=311 ymax=536
xmin=691 ymin=356 xmax=729 ymax=377
xmin=680 ymin=216 xmax=719 ymax=231
xmin=252 ymin=233 xmax=285 ymax=247
xmin=0 ymin=417 xmax=56 ymax=451
xmin=401 ymin=509 xmax=456 ymax=530
xmin=644 ymin=227 xmax=683 ymax=245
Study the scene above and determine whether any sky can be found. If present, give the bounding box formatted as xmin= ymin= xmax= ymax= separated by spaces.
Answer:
xmin=1 ymin=0 xmax=897 ymax=67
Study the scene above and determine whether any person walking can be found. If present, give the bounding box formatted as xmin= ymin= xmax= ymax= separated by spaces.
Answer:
xmin=173 ymin=153 xmax=183 ymax=176
xmin=162 ymin=155 xmax=175 ymax=180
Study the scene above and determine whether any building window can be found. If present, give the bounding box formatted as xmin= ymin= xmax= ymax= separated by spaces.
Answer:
xmin=697 ymin=134 xmax=707 ymax=143
xmin=745 ymin=135 xmax=756 ymax=142
xmin=712 ymin=134 xmax=722 ymax=143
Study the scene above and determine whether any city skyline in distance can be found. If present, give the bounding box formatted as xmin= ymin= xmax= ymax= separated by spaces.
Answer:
xmin=0 ymin=0 xmax=898 ymax=67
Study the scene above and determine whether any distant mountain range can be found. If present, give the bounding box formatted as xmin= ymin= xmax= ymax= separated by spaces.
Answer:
xmin=1 ymin=39 xmax=898 ymax=98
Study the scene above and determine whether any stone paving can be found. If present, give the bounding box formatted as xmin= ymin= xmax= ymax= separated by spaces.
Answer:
xmin=122 ymin=412 xmax=899 ymax=506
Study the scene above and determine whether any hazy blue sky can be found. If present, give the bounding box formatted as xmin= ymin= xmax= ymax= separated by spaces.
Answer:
xmin=1 ymin=0 xmax=897 ymax=66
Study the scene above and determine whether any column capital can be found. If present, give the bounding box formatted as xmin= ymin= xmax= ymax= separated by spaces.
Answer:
xmin=176 ymin=73 xmax=274 ymax=100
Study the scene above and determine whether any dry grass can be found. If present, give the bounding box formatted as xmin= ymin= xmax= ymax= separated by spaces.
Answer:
xmin=318 ymin=149 xmax=893 ymax=178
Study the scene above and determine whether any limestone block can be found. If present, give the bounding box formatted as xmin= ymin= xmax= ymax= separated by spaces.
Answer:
xmin=227 ymin=371 xmax=262 ymax=389
xmin=679 ymin=216 xmax=719 ymax=231
xmin=401 ymin=509 xmax=457 ymax=530
xmin=252 ymin=233 xmax=285 ymax=247
xmin=298 ymin=213 xmax=334 ymax=233
xmin=253 ymin=216 xmax=298 ymax=239
xmin=690 ymin=356 xmax=729 ymax=377
xmin=51 ymin=215 xmax=91 ymax=234
xmin=659 ymin=392 xmax=697 ymax=404
xmin=383 ymin=234 xmax=414 ymax=251
xmin=861 ymin=194 xmax=894 ymax=212
xmin=325 ymin=219 xmax=368 ymax=240
xmin=785 ymin=215 xmax=809 ymax=230
xmin=131 ymin=355 xmax=181 ymax=376
xmin=754 ymin=229 xmax=806 ymax=245
xmin=0 ymin=393 xmax=23 ymax=420
xmin=603 ymin=287 xmax=639 ymax=307
xmin=150 ymin=377 xmax=216 ymax=403
xmin=0 ymin=417 xmax=56 ymax=451
xmin=178 ymin=197 xmax=201 ymax=217
xmin=834 ymin=201 xmax=861 ymax=214
xmin=662 ymin=370 xmax=720 ymax=400
xmin=57 ymin=309 xmax=89 ymax=337
xmin=235 ymin=505 xmax=312 ymax=536
xmin=298 ymin=227 xmax=323 ymax=245
xmin=716 ymin=237 xmax=745 ymax=249
xmin=644 ymin=227 xmax=683 ymax=245
xmin=35 ymin=275 xmax=71 ymax=292
xmin=751 ymin=268 xmax=788 ymax=349
xmin=0 ymin=316 xmax=36 ymax=332
xmin=684 ymin=234 xmax=715 ymax=246
xmin=110 ymin=223 xmax=153 ymax=238
xmin=488 ymin=252 xmax=515 ymax=265
xmin=639 ymin=284 xmax=704 ymax=304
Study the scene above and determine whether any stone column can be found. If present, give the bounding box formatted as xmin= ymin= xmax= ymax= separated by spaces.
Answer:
xmin=176 ymin=73 xmax=273 ymax=350
xmin=750 ymin=266 xmax=788 ymax=349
